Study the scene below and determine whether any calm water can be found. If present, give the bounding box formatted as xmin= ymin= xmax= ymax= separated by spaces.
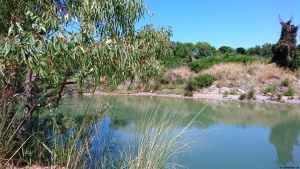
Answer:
xmin=60 ymin=96 xmax=300 ymax=169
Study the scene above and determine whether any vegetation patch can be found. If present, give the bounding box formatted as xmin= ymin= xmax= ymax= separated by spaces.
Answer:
xmin=281 ymin=79 xmax=290 ymax=87
xmin=239 ymin=88 xmax=256 ymax=100
xmin=184 ymin=78 xmax=196 ymax=97
xmin=263 ymin=86 xmax=276 ymax=94
xmin=194 ymin=74 xmax=215 ymax=88
xmin=239 ymin=94 xmax=247 ymax=100
xmin=271 ymin=20 xmax=299 ymax=70
xmin=284 ymin=88 xmax=294 ymax=96
xmin=188 ymin=54 xmax=255 ymax=72
xmin=223 ymin=91 xmax=229 ymax=98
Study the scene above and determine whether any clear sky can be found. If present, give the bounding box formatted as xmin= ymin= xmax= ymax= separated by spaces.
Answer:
xmin=137 ymin=0 xmax=300 ymax=48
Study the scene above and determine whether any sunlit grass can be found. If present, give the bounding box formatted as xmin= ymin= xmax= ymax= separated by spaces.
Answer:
xmin=1 ymin=99 xmax=204 ymax=169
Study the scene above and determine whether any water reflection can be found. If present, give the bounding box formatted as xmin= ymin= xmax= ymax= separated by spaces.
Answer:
xmin=270 ymin=120 xmax=300 ymax=165
xmin=61 ymin=96 xmax=300 ymax=169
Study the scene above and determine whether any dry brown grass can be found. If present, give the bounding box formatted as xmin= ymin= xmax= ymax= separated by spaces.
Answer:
xmin=165 ymin=66 xmax=196 ymax=80
xmin=203 ymin=63 xmax=300 ymax=94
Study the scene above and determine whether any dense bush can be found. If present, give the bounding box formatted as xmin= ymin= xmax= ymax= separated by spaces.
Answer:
xmin=293 ymin=46 xmax=300 ymax=70
xmin=173 ymin=42 xmax=196 ymax=58
xmin=219 ymin=46 xmax=234 ymax=54
xmin=272 ymin=20 xmax=298 ymax=69
xmin=260 ymin=43 xmax=273 ymax=57
xmin=188 ymin=60 xmax=211 ymax=72
xmin=239 ymin=94 xmax=247 ymax=100
xmin=194 ymin=42 xmax=216 ymax=58
xmin=184 ymin=78 xmax=197 ymax=97
xmin=236 ymin=47 xmax=246 ymax=54
xmin=290 ymin=55 xmax=300 ymax=70
xmin=188 ymin=54 xmax=254 ymax=72
xmin=247 ymin=43 xmax=273 ymax=57
xmin=194 ymin=74 xmax=215 ymax=88
xmin=170 ymin=42 xmax=275 ymax=68
xmin=162 ymin=55 xmax=182 ymax=68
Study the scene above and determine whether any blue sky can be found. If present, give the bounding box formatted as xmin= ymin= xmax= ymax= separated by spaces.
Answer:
xmin=137 ymin=0 xmax=300 ymax=48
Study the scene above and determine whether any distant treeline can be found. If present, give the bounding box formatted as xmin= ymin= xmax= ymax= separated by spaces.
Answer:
xmin=162 ymin=42 xmax=300 ymax=68
xmin=173 ymin=42 xmax=274 ymax=58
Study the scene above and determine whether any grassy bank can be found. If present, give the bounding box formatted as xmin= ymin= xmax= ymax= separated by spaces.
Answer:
xmin=101 ymin=59 xmax=300 ymax=103
xmin=0 ymin=102 xmax=191 ymax=168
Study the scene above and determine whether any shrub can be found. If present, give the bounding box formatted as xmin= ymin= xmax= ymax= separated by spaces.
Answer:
xmin=263 ymin=86 xmax=275 ymax=94
xmin=239 ymin=94 xmax=247 ymax=100
xmin=173 ymin=42 xmax=196 ymax=58
xmin=283 ymin=88 xmax=294 ymax=96
xmin=184 ymin=91 xmax=194 ymax=97
xmin=172 ymin=77 xmax=185 ymax=85
xmin=236 ymin=47 xmax=246 ymax=54
xmin=271 ymin=93 xmax=283 ymax=102
xmin=239 ymin=88 xmax=255 ymax=100
xmin=160 ymin=77 xmax=170 ymax=85
xmin=276 ymin=94 xmax=283 ymax=102
xmin=162 ymin=56 xmax=182 ymax=68
xmin=247 ymin=45 xmax=262 ymax=56
xmin=281 ymin=79 xmax=290 ymax=87
xmin=290 ymin=55 xmax=300 ymax=70
xmin=223 ymin=91 xmax=229 ymax=98
xmin=219 ymin=46 xmax=234 ymax=54
xmin=185 ymin=79 xmax=196 ymax=92
xmin=194 ymin=42 xmax=216 ymax=58
xmin=184 ymin=79 xmax=196 ymax=97
xmin=229 ymin=90 xmax=237 ymax=95
xmin=246 ymin=88 xmax=256 ymax=100
xmin=194 ymin=74 xmax=215 ymax=88
xmin=188 ymin=62 xmax=202 ymax=72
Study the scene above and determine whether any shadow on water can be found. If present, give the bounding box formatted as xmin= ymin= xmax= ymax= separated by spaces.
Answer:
xmin=60 ymin=96 xmax=300 ymax=169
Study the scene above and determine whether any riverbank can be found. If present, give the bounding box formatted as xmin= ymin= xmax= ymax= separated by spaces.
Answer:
xmin=83 ymin=91 xmax=300 ymax=105
xmin=81 ymin=63 xmax=300 ymax=105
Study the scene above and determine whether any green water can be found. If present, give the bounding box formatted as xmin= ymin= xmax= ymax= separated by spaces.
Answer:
xmin=60 ymin=96 xmax=300 ymax=169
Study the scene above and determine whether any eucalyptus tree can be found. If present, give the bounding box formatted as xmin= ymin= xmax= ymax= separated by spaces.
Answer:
xmin=194 ymin=42 xmax=216 ymax=58
xmin=0 ymin=0 xmax=172 ymax=142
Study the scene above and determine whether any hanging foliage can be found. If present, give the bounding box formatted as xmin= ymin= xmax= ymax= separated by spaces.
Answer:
xmin=0 ymin=0 xmax=172 ymax=142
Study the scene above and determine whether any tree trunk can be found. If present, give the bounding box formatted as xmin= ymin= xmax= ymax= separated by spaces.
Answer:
xmin=17 ymin=69 xmax=38 ymax=141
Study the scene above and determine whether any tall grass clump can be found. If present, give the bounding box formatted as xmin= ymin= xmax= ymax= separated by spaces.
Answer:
xmin=1 ymin=98 xmax=202 ymax=169
xmin=263 ymin=86 xmax=276 ymax=94
xmin=120 ymin=106 xmax=204 ymax=169
xmin=283 ymin=88 xmax=294 ymax=96
xmin=0 ymin=103 xmax=27 ymax=167
xmin=0 ymin=100 xmax=108 ymax=168
xmin=184 ymin=78 xmax=196 ymax=97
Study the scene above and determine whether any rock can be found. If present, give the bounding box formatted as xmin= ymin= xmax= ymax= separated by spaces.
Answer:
xmin=238 ymin=88 xmax=245 ymax=93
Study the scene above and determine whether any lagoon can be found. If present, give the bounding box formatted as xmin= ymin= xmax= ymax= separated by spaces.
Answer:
xmin=60 ymin=96 xmax=300 ymax=169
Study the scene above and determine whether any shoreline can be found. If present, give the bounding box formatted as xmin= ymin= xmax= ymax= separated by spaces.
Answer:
xmin=82 ymin=91 xmax=300 ymax=105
